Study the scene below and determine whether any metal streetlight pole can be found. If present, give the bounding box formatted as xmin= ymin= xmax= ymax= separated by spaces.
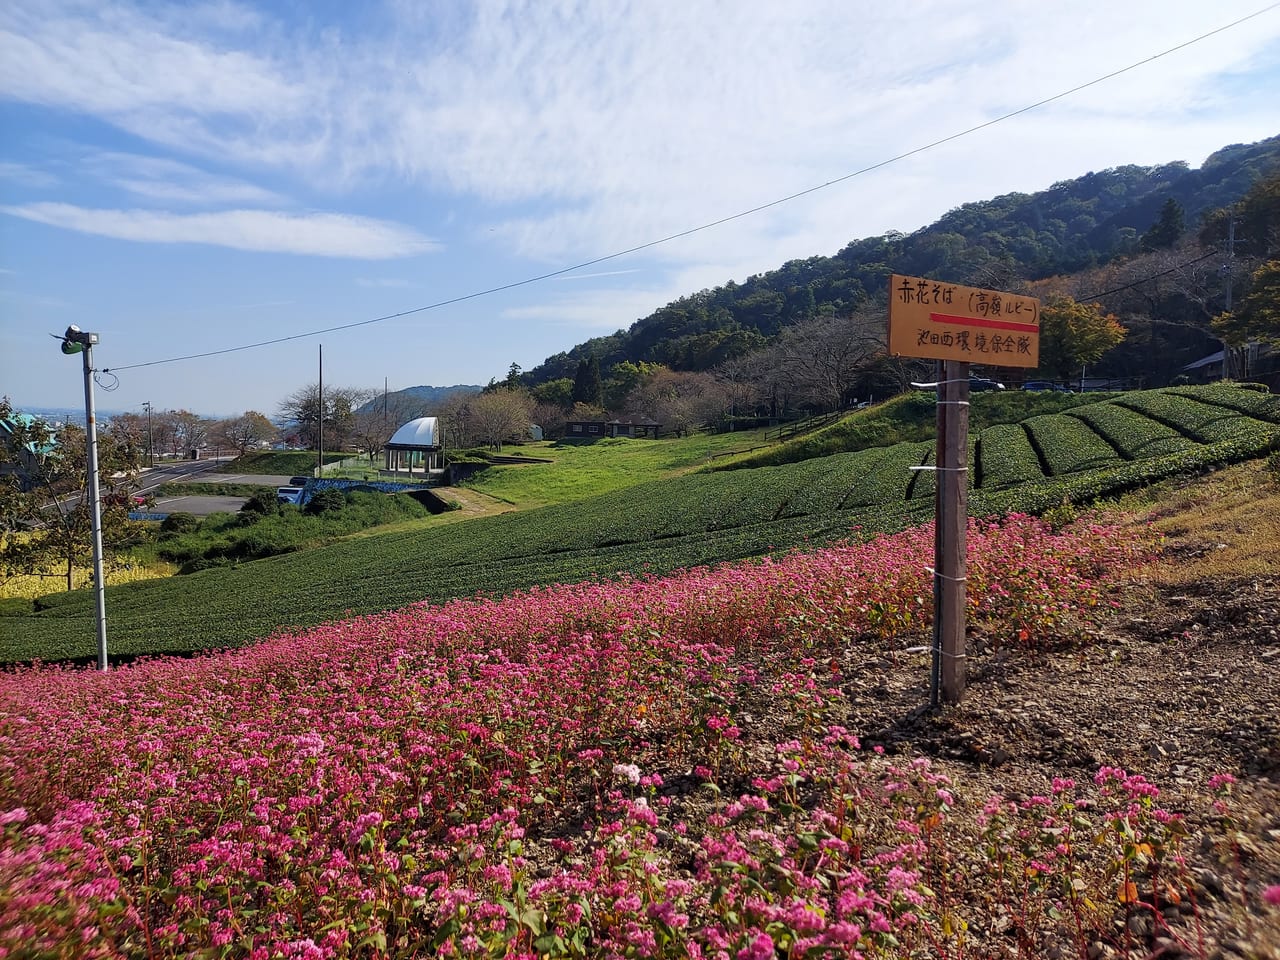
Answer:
xmin=143 ymin=400 xmax=155 ymax=468
xmin=60 ymin=325 xmax=109 ymax=671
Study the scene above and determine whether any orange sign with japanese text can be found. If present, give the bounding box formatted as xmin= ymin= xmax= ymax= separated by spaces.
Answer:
xmin=888 ymin=274 xmax=1040 ymax=368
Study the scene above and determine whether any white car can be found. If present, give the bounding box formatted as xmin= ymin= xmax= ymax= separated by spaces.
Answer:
xmin=276 ymin=486 xmax=305 ymax=505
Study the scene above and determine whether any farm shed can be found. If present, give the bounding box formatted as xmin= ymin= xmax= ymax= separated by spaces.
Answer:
xmin=565 ymin=417 xmax=661 ymax=439
xmin=385 ymin=417 xmax=443 ymax=475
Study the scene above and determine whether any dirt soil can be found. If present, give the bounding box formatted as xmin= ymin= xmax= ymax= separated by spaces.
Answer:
xmin=813 ymin=466 xmax=1280 ymax=959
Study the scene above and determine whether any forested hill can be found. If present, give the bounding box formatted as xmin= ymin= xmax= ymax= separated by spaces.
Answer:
xmin=523 ymin=134 xmax=1280 ymax=385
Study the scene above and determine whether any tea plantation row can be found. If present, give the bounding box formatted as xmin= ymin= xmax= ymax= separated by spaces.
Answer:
xmin=3 ymin=386 xmax=1275 ymax=664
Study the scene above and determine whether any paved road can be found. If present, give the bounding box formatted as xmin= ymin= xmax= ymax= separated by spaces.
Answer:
xmin=135 ymin=460 xmax=299 ymax=516
xmin=136 ymin=460 xmax=296 ymax=492
xmin=149 ymin=494 xmax=249 ymax=517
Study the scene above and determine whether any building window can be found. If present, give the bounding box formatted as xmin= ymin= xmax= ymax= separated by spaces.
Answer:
xmin=588 ymin=424 xmax=599 ymax=434
xmin=572 ymin=424 xmax=582 ymax=433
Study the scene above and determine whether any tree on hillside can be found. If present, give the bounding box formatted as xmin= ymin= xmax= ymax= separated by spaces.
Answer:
xmin=0 ymin=399 xmax=147 ymax=593
xmin=602 ymin=360 xmax=657 ymax=411
xmin=530 ymin=378 xmax=574 ymax=408
xmin=216 ymin=411 xmax=276 ymax=458
xmin=1036 ymin=295 xmax=1128 ymax=383
xmin=1200 ymin=171 xmax=1280 ymax=258
xmin=572 ymin=357 xmax=603 ymax=406
xmin=1141 ymin=198 xmax=1185 ymax=252
xmin=1214 ymin=260 xmax=1280 ymax=358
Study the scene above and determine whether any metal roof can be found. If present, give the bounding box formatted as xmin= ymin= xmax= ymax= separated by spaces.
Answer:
xmin=387 ymin=416 xmax=441 ymax=448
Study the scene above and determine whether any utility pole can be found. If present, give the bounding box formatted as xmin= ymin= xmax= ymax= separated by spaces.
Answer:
xmin=59 ymin=325 xmax=109 ymax=671
xmin=142 ymin=401 xmax=154 ymax=467
xmin=1221 ymin=215 xmax=1244 ymax=380
xmin=317 ymin=344 xmax=324 ymax=478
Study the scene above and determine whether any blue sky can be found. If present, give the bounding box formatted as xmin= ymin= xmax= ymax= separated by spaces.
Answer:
xmin=2 ymin=0 xmax=1279 ymax=418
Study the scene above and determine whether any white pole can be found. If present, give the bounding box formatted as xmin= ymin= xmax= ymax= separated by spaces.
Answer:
xmin=81 ymin=343 xmax=108 ymax=670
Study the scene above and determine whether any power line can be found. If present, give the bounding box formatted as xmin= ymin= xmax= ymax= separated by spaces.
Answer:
xmin=1079 ymin=249 xmax=1220 ymax=301
xmin=103 ymin=3 xmax=1280 ymax=375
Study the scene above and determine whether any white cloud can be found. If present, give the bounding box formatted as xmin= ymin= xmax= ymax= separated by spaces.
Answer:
xmin=2 ymin=0 xmax=1278 ymax=285
xmin=82 ymin=152 xmax=285 ymax=206
xmin=1 ymin=203 xmax=437 ymax=259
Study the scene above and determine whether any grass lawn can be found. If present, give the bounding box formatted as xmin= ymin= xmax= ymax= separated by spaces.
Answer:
xmin=215 ymin=451 xmax=347 ymax=475
xmin=461 ymin=428 xmax=776 ymax=508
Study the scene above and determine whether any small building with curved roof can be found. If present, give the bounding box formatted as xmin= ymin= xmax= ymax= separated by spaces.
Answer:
xmin=385 ymin=416 xmax=443 ymax=475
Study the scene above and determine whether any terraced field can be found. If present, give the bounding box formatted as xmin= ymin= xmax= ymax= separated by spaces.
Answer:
xmin=3 ymin=385 xmax=1276 ymax=663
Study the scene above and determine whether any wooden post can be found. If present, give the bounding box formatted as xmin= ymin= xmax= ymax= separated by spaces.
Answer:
xmin=932 ymin=359 xmax=969 ymax=705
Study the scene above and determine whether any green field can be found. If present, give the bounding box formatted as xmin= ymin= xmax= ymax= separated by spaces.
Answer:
xmin=459 ymin=428 xmax=776 ymax=507
xmin=2 ymin=386 xmax=1276 ymax=664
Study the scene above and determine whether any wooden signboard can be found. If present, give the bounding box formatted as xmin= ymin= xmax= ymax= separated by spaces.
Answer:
xmin=888 ymin=274 xmax=1040 ymax=368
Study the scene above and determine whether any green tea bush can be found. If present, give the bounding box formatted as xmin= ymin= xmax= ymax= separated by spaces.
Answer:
xmin=5 ymin=385 xmax=1276 ymax=664
xmin=0 ymin=597 xmax=33 ymax=616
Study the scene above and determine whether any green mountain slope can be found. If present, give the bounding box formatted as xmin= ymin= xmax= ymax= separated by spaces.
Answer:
xmin=524 ymin=135 xmax=1280 ymax=383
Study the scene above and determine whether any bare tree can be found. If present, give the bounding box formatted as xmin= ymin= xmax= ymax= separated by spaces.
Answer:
xmin=627 ymin=369 xmax=725 ymax=436
xmin=278 ymin=383 xmax=373 ymax=451
xmin=438 ymin=392 xmax=477 ymax=448
xmin=171 ymin=410 xmax=212 ymax=456
xmin=773 ymin=310 xmax=886 ymax=410
xmin=531 ymin=400 xmax=568 ymax=440
xmin=469 ymin=389 xmax=534 ymax=451
xmin=216 ymin=411 xmax=276 ymax=457
xmin=349 ymin=407 xmax=396 ymax=463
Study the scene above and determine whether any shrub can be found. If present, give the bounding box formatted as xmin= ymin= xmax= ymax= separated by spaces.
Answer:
xmin=159 ymin=512 xmax=200 ymax=534
xmin=240 ymin=489 xmax=281 ymax=515
xmin=304 ymin=488 xmax=347 ymax=515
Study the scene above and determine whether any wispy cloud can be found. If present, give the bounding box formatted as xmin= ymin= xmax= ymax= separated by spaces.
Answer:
xmin=1 ymin=203 xmax=437 ymax=259
xmin=2 ymin=1 xmax=1279 ymax=301
xmin=0 ymin=287 xmax=69 ymax=309
xmin=355 ymin=277 xmax=416 ymax=289
xmin=0 ymin=161 xmax=58 ymax=189
xmin=552 ymin=269 xmax=643 ymax=282
xmin=503 ymin=287 xmax=678 ymax=331
xmin=82 ymin=152 xmax=285 ymax=206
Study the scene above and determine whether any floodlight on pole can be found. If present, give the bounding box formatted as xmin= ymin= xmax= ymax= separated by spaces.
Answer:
xmin=59 ymin=324 xmax=109 ymax=671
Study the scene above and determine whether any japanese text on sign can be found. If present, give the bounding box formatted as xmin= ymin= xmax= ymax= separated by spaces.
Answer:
xmin=887 ymin=274 xmax=1040 ymax=368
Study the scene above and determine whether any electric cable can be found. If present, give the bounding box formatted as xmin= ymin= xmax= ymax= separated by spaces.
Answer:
xmin=101 ymin=3 xmax=1279 ymax=375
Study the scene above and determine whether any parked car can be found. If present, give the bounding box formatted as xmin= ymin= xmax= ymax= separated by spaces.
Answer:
xmin=289 ymin=476 xmax=311 ymax=486
xmin=1022 ymin=381 xmax=1073 ymax=392
xmin=968 ymin=377 xmax=1005 ymax=391
xmin=103 ymin=492 xmax=147 ymax=506
xmin=276 ymin=486 xmax=305 ymax=505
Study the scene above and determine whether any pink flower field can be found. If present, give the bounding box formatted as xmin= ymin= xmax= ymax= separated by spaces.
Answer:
xmin=2 ymin=515 xmax=1264 ymax=958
